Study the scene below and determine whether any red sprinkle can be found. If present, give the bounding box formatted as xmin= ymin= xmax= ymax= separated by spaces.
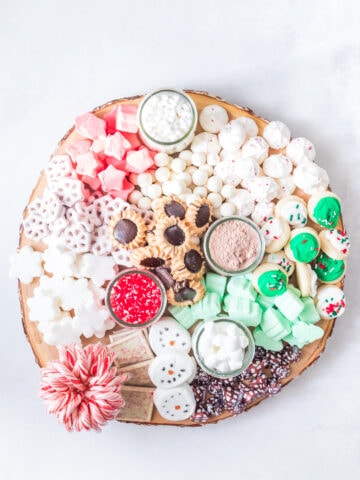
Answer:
xmin=109 ymin=272 xmax=162 ymax=325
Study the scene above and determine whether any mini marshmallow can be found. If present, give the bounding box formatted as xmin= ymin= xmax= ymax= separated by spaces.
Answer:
xmin=218 ymin=120 xmax=246 ymax=151
xmin=293 ymin=161 xmax=329 ymax=194
xmin=191 ymin=132 xmax=221 ymax=154
xmin=241 ymin=136 xmax=269 ymax=164
xmin=247 ymin=176 xmax=280 ymax=202
xmin=199 ymin=104 xmax=229 ymax=133
xmin=263 ymin=154 xmax=292 ymax=178
xmin=286 ymin=137 xmax=316 ymax=165
xmin=154 ymin=152 xmax=170 ymax=167
xmin=9 ymin=246 xmax=43 ymax=285
xmin=263 ymin=120 xmax=291 ymax=149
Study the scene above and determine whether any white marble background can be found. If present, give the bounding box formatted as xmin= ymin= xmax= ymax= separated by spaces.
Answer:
xmin=1 ymin=1 xmax=359 ymax=479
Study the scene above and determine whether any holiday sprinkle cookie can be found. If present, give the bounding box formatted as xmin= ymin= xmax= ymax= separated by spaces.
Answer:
xmin=252 ymin=263 xmax=288 ymax=297
xmin=285 ymin=227 xmax=320 ymax=263
xmin=308 ymin=191 xmax=342 ymax=229
xmin=275 ymin=195 xmax=308 ymax=228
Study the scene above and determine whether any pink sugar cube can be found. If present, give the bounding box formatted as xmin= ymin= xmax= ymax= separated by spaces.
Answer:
xmin=116 ymin=104 xmax=138 ymax=133
xmin=98 ymin=164 xmax=127 ymax=193
xmin=75 ymin=112 xmax=107 ymax=140
xmin=104 ymin=132 xmax=131 ymax=160
xmin=125 ymin=147 xmax=154 ymax=174
xmin=66 ymin=139 xmax=92 ymax=162
xmin=76 ymin=151 xmax=103 ymax=177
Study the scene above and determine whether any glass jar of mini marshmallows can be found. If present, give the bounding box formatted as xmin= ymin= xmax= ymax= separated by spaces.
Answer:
xmin=137 ymin=88 xmax=198 ymax=154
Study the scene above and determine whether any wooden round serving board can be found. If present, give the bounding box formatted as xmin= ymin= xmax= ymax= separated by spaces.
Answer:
xmin=18 ymin=91 xmax=342 ymax=426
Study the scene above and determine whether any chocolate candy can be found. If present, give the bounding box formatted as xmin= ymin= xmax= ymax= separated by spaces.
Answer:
xmin=164 ymin=200 xmax=186 ymax=219
xmin=164 ymin=225 xmax=186 ymax=246
xmin=184 ymin=249 xmax=203 ymax=273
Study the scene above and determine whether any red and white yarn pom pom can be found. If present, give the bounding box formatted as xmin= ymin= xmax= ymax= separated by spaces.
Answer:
xmin=39 ymin=343 xmax=127 ymax=432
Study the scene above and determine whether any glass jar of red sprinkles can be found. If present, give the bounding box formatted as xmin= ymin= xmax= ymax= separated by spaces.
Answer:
xmin=106 ymin=268 xmax=167 ymax=328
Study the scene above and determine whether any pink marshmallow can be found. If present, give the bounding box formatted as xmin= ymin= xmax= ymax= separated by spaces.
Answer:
xmin=66 ymin=139 xmax=92 ymax=162
xmin=121 ymin=131 xmax=142 ymax=150
xmin=103 ymin=107 xmax=118 ymax=135
xmin=105 ymin=156 xmax=127 ymax=170
xmin=108 ymin=178 xmax=134 ymax=200
xmin=75 ymin=112 xmax=107 ymax=140
xmin=98 ymin=164 xmax=127 ymax=193
xmin=82 ymin=175 xmax=102 ymax=191
xmin=76 ymin=151 xmax=103 ymax=177
xmin=125 ymin=147 xmax=154 ymax=173
xmin=104 ymin=132 xmax=131 ymax=160
xmin=116 ymin=104 xmax=138 ymax=133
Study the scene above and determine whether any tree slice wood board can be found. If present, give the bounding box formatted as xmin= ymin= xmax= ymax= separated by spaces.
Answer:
xmin=18 ymin=91 xmax=343 ymax=426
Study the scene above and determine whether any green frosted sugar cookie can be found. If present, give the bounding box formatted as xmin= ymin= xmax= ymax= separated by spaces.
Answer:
xmin=298 ymin=297 xmax=321 ymax=324
xmin=253 ymin=327 xmax=284 ymax=351
xmin=257 ymin=294 xmax=276 ymax=312
xmin=274 ymin=289 xmax=305 ymax=322
xmin=205 ymin=272 xmax=227 ymax=300
xmin=261 ymin=307 xmax=292 ymax=340
xmin=227 ymin=297 xmax=262 ymax=327
xmin=312 ymin=196 xmax=341 ymax=229
xmin=168 ymin=305 xmax=196 ymax=329
xmin=226 ymin=275 xmax=258 ymax=301
xmin=190 ymin=292 xmax=221 ymax=320
xmin=292 ymin=321 xmax=324 ymax=344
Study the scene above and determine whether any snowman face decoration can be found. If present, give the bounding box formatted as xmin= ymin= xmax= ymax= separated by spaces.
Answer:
xmin=148 ymin=351 xmax=195 ymax=388
xmin=153 ymin=384 xmax=196 ymax=421
xmin=148 ymin=318 xmax=191 ymax=355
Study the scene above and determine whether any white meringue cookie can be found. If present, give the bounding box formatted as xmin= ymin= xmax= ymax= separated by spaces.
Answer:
xmin=236 ymin=157 xmax=262 ymax=181
xmin=233 ymin=116 xmax=258 ymax=137
xmin=251 ymin=201 xmax=275 ymax=226
xmin=241 ymin=136 xmax=269 ymax=164
xmin=199 ymin=104 xmax=229 ymax=133
xmin=191 ymin=132 xmax=221 ymax=154
xmin=247 ymin=176 xmax=280 ymax=202
xmin=276 ymin=176 xmax=296 ymax=198
xmin=229 ymin=189 xmax=255 ymax=216
xmin=220 ymin=149 xmax=242 ymax=163
xmin=286 ymin=137 xmax=316 ymax=165
xmin=263 ymin=121 xmax=291 ymax=149
xmin=262 ymin=154 xmax=292 ymax=178
xmin=218 ymin=120 xmax=246 ymax=151
xmin=293 ymin=161 xmax=329 ymax=194
xmin=214 ymin=160 xmax=242 ymax=186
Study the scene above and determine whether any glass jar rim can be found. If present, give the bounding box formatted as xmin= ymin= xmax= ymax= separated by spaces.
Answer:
xmin=137 ymin=88 xmax=197 ymax=146
xmin=203 ymin=216 xmax=265 ymax=276
xmin=105 ymin=268 xmax=167 ymax=328
xmin=192 ymin=316 xmax=255 ymax=379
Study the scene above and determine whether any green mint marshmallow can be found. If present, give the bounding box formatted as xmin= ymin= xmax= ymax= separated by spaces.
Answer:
xmin=260 ymin=307 xmax=292 ymax=340
xmin=274 ymin=289 xmax=305 ymax=322
xmin=253 ymin=327 xmax=284 ymax=351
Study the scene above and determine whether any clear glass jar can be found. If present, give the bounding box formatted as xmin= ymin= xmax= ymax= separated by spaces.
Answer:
xmin=137 ymin=88 xmax=198 ymax=154
xmin=203 ymin=216 xmax=265 ymax=276
xmin=105 ymin=268 xmax=167 ymax=328
xmin=192 ymin=316 xmax=255 ymax=379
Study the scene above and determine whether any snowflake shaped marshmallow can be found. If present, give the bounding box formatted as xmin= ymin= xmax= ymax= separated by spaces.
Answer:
xmin=9 ymin=246 xmax=43 ymax=284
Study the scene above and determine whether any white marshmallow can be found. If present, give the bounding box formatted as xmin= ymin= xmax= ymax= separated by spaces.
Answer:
xmin=199 ymin=104 xmax=229 ymax=133
xmin=220 ymin=149 xmax=242 ymax=163
xmin=263 ymin=154 xmax=292 ymax=178
xmin=263 ymin=120 xmax=291 ymax=149
xmin=286 ymin=137 xmax=316 ymax=165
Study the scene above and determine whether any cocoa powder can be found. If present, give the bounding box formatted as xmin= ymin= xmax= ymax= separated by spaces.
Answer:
xmin=208 ymin=220 xmax=260 ymax=271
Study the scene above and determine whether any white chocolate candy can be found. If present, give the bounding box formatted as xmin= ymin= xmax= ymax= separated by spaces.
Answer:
xmin=148 ymin=351 xmax=195 ymax=388
xmin=286 ymin=137 xmax=316 ymax=165
xmin=247 ymin=176 xmax=280 ymax=202
xmin=262 ymin=154 xmax=292 ymax=178
xmin=241 ymin=136 xmax=269 ymax=164
xmin=153 ymin=384 xmax=196 ymax=421
xmin=218 ymin=120 xmax=246 ymax=151
xmin=149 ymin=317 xmax=191 ymax=355
xmin=199 ymin=104 xmax=229 ymax=133
xmin=263 ymin=120 xmax=291 ymax=149
xmin=293 ymin=161 xmax=329 ymax=194
xmin=315 ymin=285 xmax=346 ymax=320
xmin=251 ymin=201 xmax=275 ymax=227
